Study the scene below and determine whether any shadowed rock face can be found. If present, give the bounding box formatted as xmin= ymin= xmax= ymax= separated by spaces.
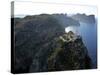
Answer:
xmin=12 ymin=14 xmax=92 ymax=73
xmin=13 ymin=14 xmax=65 ymax=73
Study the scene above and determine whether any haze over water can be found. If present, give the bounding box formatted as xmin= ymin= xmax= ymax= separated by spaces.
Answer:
xmin=65 ymin=22 xmax=97 ymax=68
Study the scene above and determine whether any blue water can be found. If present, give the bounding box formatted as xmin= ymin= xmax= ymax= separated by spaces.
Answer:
xmin=66 ymin=22 xmax=97 ymax=68
xmin=78 ymin=22 xmax=97 ymax=68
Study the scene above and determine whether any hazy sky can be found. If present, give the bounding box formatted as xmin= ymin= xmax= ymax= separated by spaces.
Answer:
xmin=14 ymin=1 xmax=97 ymax=17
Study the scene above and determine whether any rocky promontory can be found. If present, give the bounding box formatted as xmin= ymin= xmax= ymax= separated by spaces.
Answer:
xmin=47 ymin=31 xmax=92 ymax=71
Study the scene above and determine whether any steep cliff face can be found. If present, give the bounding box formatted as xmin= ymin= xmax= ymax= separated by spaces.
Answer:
xmin=47 ymin=31 xmax=92 ymax=71
xmin=13 ymin=14 xmax=65 ymax=73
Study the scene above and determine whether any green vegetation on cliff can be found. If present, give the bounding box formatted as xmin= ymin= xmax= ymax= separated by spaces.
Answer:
xmin=47 ymin=31 xmax=92 ymax=71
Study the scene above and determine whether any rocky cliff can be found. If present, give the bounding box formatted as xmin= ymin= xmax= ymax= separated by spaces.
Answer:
xmin=47 ymin=31 xmax=92 ymax=71
xmin=12 ymin=14 xmax=92 ymax=73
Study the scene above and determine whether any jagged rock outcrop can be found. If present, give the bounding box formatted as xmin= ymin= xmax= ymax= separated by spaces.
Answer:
xmin=47 ymin=31 xmax=92 ymax=71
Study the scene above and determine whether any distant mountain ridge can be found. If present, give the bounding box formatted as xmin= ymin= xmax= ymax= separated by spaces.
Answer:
xmin=14 ymin=13 xmax=80 ymax=28
xmin=71 ymin=13 xmax=95 ymax=24
xmin=52 ymin=14 xmax=80 ymax=27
